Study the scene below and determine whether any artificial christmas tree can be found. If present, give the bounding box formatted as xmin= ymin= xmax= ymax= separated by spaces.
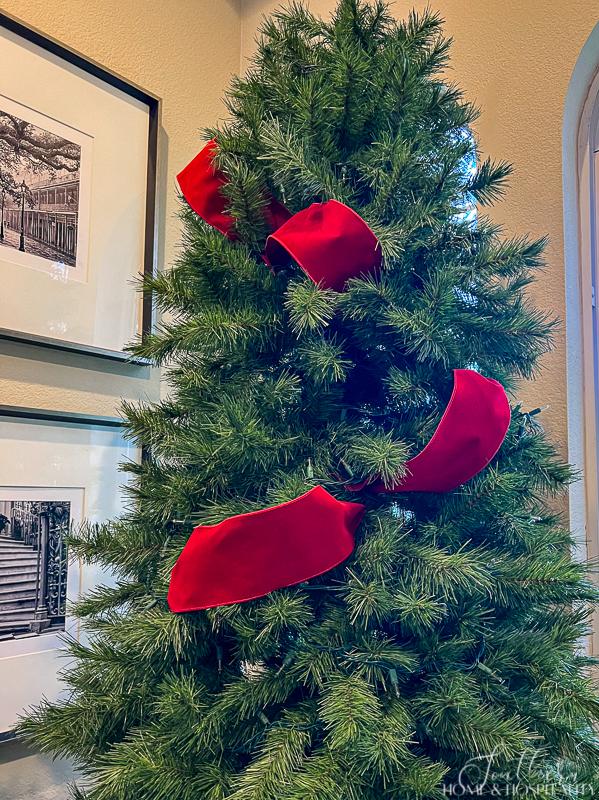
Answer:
xmin=19 ymin=1 xmax=599 ymax=798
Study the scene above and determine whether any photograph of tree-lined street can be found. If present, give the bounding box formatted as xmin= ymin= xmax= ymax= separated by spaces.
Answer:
xmin=0 ymin=106 xmax=81 ymax=268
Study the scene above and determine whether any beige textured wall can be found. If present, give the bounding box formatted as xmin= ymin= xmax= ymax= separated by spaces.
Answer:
xmin=242 ymin=0 xmax=599 ymax=453
xmin=0 ymin=0 xmax=241 ymax=417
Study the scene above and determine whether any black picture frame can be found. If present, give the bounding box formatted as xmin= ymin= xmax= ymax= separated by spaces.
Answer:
xmin=0 ymin=404 xmax=151 ymax=460
xmin=0 ymin=402 xmax=143 ymax=734
xmin=0 ymin=11 xmax=159 ymax=364
xmin=0 ymin=404 xmax=125 ymax=429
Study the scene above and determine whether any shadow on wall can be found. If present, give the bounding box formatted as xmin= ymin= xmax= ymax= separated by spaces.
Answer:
xmin=0 ymin=738 xmax=76 ymax=800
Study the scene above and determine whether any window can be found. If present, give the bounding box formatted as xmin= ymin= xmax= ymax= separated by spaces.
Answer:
xmin=564 ymin=28 xmax=599 ymax=656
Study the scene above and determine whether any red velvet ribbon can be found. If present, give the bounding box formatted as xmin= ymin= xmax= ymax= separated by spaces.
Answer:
xmin=264 ymin=199 xmax=382 ymax=290
xmin=177 ymin=143 xmax=380 ymax=290
xmin=168 ymin=486 xmax=365 ymax=612
xmin=176 ymin=139 xmax=290 ymax=239
xmin=348 ymin=369 xmax=511 ymax=494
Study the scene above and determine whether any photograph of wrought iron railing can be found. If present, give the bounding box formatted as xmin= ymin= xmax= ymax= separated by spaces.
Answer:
xmin=0 ymin=500 xmax=69 ymax=638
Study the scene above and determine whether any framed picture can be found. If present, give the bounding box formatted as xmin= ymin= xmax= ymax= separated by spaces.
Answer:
xmin=0 ymin=408 xmax=139 ymax=732
xmin=0 ymin=12 xmax=159 ymax=362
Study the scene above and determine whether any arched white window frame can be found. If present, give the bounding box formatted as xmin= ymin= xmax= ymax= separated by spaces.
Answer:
xmin=564 ymin=23 xmax=599 ymax=655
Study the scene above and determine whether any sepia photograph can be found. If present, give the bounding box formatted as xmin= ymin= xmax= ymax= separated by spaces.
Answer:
xmin=0 ymin=104 xmax=81 ymax=269
xmin=0 ymin=498 xmax=70 ymax=639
